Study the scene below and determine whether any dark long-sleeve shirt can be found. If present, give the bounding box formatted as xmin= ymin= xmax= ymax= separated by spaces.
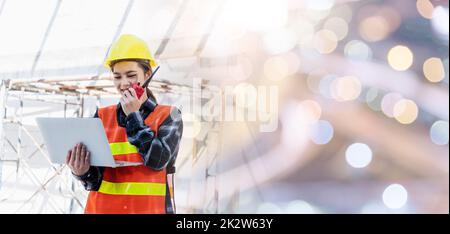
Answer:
xmin=73 ymin=96 xmax=183 ymax=210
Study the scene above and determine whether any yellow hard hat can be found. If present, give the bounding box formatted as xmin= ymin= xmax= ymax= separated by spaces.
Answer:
xmin=104 ymin=34 xmax=158 ymax=69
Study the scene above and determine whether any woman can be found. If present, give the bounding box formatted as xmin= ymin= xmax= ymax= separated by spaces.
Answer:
xmin=65 ymin=34 xmax=183 ymax=214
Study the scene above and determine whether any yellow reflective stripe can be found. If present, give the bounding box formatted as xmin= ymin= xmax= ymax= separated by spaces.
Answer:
xmin=109 ymin=142 xmax=138 ymax=155
xmin=99 ymin=181 xmax=166 ymax=196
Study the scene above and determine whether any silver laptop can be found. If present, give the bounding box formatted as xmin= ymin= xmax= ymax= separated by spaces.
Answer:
xmin=36 ymin=117 xmax=142 ymax=168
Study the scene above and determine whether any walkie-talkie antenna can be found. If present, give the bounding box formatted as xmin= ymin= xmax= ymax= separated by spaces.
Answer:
xmin=141 ymin=66 xmax=160 ymax=88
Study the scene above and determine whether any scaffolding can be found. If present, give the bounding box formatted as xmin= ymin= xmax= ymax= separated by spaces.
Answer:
xmin=0 ymin=79 xmax=87 ymax=213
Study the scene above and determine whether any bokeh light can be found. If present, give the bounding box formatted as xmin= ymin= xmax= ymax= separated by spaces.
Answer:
xmin=382 ymin=184 xmax=408 ymax=209
xmin=285 ymin=200 xmax=317 ymax=214
xmin=366 ymin=87 xmax=383 ymax=111
xmin=332 ymin=76 xmax=362 ymax=101
xmin=423 ymin=57 xmax=445 ymax=83
xmin=393 ymin=99 xmax=419 ymax=124
xmin=344 ymin=40 xmax=373 ymax=61
xmin=256 ymin=202 xmax=283 ymax=214
xmin=313 ymin=29 xmax=338 ymax=54
xmin=416 ymin=0 xmax=435 ymax=19
xmin=263 ymin=52 xmax=300 ymax=81
xmin=387 ymin=45 xmax=414 ymax=71
xmin=345 ymin=143 xmax=373 ymax=168
xmin=430 ymin=120 xmax=449 ymax=145
xmin=359 ymin=15 xmax=390 ymax=42
xmin=431 ymin=6 xmax=449 ymax=38
xmin=310 ymin=120 xmax=334 ymax=145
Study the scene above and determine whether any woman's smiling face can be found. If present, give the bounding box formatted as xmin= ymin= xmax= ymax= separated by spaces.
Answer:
xmin=112 ymin=61 xmax=150 ymax=95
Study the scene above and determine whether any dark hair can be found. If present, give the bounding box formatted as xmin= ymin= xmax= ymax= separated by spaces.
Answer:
xmin=110 ymin=59 xmax=157 ymax=102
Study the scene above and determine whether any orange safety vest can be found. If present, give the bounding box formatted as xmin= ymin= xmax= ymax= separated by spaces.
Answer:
xmin=85 ymin=104 xmax=173 ymax=214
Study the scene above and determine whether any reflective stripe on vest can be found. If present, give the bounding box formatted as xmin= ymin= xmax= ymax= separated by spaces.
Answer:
xmin=110 ymin=142 xmax=138 ymax=155
xmin=98 ymin=180 xmax=166 ymax=196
